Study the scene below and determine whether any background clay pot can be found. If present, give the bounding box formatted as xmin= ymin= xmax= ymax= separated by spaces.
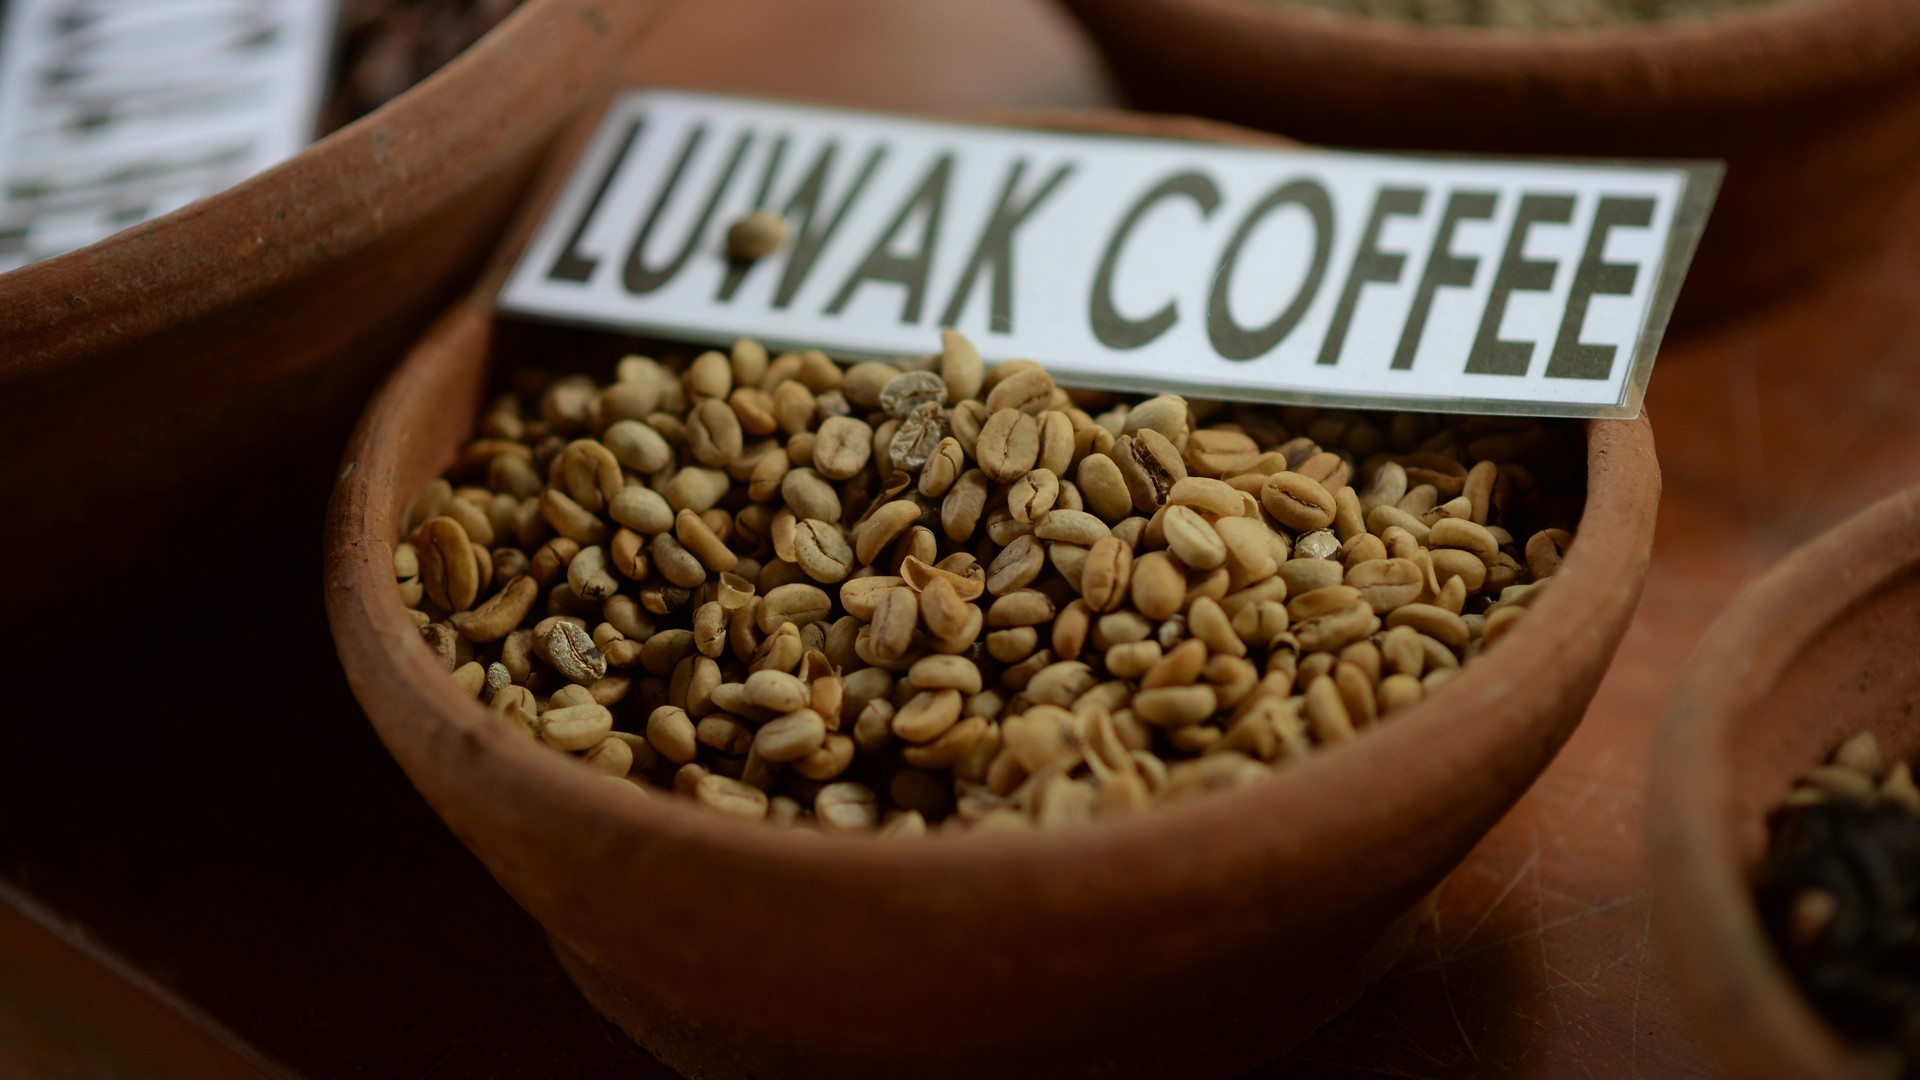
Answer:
xmin=0 ymin=0 xmax=660 ymax=617
xmin=1652 ymin=485 xmax=1920 ymax=1080
xmin=1051 ymin=0 xmax=1920 ymax=324
xmin=324 ymin=109 xmax=1662 ymax=1079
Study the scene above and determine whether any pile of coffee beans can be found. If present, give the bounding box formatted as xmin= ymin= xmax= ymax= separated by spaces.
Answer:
xmin=1759 ymin=732 xmax=1920 ymax=1074
xmin=395 ymin=331 xmax=1583 ymax=834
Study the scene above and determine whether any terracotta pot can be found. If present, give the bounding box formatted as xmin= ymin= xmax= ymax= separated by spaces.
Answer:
xmin=324 ymin=105 xmax=1662 ymax=1079
xmin=0 ymin=0 xmax=661 ymax=614
xmin=1652 ymin=485 xmax=1920 ymax=1080
xmin=1051 ymin=0 xmax=1920 ymax=323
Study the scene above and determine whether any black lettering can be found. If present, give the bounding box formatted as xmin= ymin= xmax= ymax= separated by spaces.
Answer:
xmin=1391 ymin=190 xmax=1496 ymax=370
xmin=825 ymin=153 xmax=954 ymax=324
xmin=1545 ymin=196 xmax=1656 ymax=380
xmin=622 ymin=124 xmax=754 ymax=296
xmin=1088 ymin=171 xmax=1220 ymax=351
xmin=549 ymin=118 xmax=644 ymax=284
xmin=1207 ymin=179 xmax=1335 ymax=362
xmin=936 ymin=159 xmax=1075 ymax=332
xmin=1316 ymin=186 xmax=1424 ymax=367
xmin=1464 ymin=193 xmax=1575 ymax=376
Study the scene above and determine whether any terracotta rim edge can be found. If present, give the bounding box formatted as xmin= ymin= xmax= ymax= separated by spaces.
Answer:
xmin=1074 ymin=0 xmax=1920 ymax=104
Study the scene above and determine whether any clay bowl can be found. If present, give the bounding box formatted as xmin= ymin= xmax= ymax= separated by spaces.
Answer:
xmin=1052 ymin=0 xmax=1920 ymax=324
xmin=324 ymin=109 xmax=1662 ymax=1079
xmin=0 ymin=0 xmax=660 ymax=615
xmin=1652 ymin=485 xmax=1920 ymax=1080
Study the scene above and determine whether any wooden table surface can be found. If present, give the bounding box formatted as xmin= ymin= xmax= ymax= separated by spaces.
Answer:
xmin=5 ymin=1 xmax=1920 ymax=1076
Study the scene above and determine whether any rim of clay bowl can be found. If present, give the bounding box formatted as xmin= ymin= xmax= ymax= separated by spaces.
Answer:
xmin=1651 ymin=485 xmax=1920 ymax=1080
xmin=326 ymin=106 xmax=1659 ymax=898
xmin=0 ymin=0 xmax=662 ymax=388
xmin=1064 ymin=0 xmax=1920 ymax=110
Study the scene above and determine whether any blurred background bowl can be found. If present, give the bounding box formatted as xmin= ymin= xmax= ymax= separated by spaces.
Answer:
xmin=1652 ymin=484 xmax=1920 ymax=1080
xmin=1052 ymin=0 xmax=1920 ymax=324
xmin=0 ymin=0 xmax=661 ymax=618
xmin=325 ymin=107 xmax=1663 ymax=1080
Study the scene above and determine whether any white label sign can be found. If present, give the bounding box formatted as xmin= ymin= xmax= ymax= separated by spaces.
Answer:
xmin=0 ymin=0 xmax=339 ymax=272
xmin=501 ymin=90 xmax=1717 ymax=418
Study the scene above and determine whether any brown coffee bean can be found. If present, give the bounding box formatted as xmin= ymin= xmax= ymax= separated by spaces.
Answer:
xmin=417 ymin=516 xmax=481 ymax=610
xmin=840 ymin=362 xmax=900 ymax=410
xmin=918 ymin=437 xmax=965 ymax=498
xmin=1076 ymin=535 xmax=1134 ymax=614
xmin=985 ymin=534 xmax=1044 ymax=596
xmin=1188 ymin=596 xmax=1243 ymax=658
xmin=555 ymin=440 xmax=620 ymax=513
xmin=1168 ymin=476 xmax=1241 ymax=517
xmin=987 ymin=626 xmax=1040 ymax=663
xmin=791 ymin=733 xmax=857 ymax=783
xmin=1386 ymin=604 xmax=1471 ymax=651
xmin=675 ymin=509 xmax=737 ymax=573
xmin=542 ymin=703 xmax=614 ymax=751
xmin=1009 ymin=469 xmax=1059 ymax=522
xmin=893 ymin=689 xmax=963 ymax=743
xmin=1162 ymin=505 xmax=1228 ymax=571
xmin=1367 ymin=504 xmax=1431 ymax=545
xmin=908 ymin=654 xmax=983 ymax=694
xmin=758 ymin=584 xmax=832 ymax=633
xmin=1129 ymin=550 xmax=1186 ymax=621
xmin=937 ymin=329 xmax=984 ymax=402
xmin=1430 ymin=548 xmax=1488 ymax=593
xmin=813 ymin=415 xmax=875 ymax=480
xmin=984 ymin=589 xmax=1054 ymax=628
xmin=780 ymin=467 xmax=843 ymax=524
xmin=755 ymin=709 xmax=827 ymax=762
xmin=1526 ymin=528 xmax=1574 ymax=579
xmin=1033 ymin=508 xmax=1110 ymax=546
xmin=1134 ymin=686 xmax=1217 ymax=727
xmin=1116 ymin=429 xmax=1186 ymax=512
xmin=1303 ymin=675 xmax=1355 ymax=744
xmin=453 ymin=575 xmax=537 ymax=642
xmin=878 ymin=369 xmax=947 ymax=418
xmin=1125 ymin=394 xmax=1190 ymax=448
xmin=856 ymin=500 xmax=921 ymax=565
xmin=540 ymin=489 xmax=611 ymax=547
xmin=1077 ymin=453 xmax=1133 ymax=523
xmin=977 ymin=409 xmax=1039 ymax=483
xmin=1260 ymin=473 xmax=1336 ymax=532
xmin=940 ymin=468 xmax=990 ymax=542
xmin=870 ymin=587 xmax=920 ymax=662
xmin=793 ymin=519 xmax=854 ymax=583
xmin=902 ymin=716 xmax=989 ymax=770
xmin=649 ymin=532 xmax=708 ymax=589
xmin=394 ymin=542 xmax=424 ymax=607
xmin=1378 ymin=673 xmax=1423 ymax=713
xmin=684 ymin=350 xmax=733 ymax=399
xmin=816 ymin=781 xmax=881 ymax=832
xmin=984 ymin=366 xmax=1055 ymax=415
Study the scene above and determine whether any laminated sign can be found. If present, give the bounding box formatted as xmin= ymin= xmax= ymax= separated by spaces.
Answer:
xmin=501 ymin=90 xmax=1719 ymax=419
xmin=0 ymin=0 xmax=339 ymax=272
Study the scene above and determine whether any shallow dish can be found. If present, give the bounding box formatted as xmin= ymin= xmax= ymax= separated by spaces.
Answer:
xmin=1053 ymin=0 xmax=1920 ymax=323
xmin=1652 ymin=485 xmax=1920 ymax=1080
xmin=0 ymin=0 xmax=660 ymax=611
xmin=325 ymin=109 xmax=1662 ymax=1078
